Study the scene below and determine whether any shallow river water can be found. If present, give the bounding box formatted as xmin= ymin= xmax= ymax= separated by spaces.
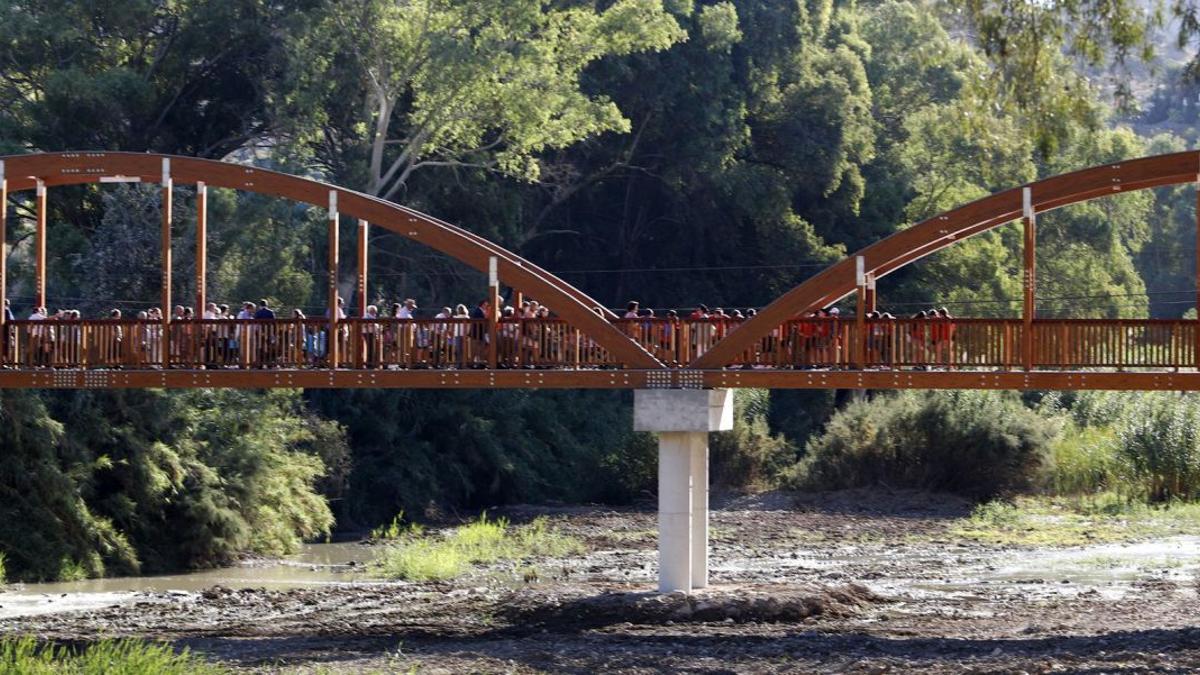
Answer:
xmin=0 ymin=542 xmax=380 ymax=619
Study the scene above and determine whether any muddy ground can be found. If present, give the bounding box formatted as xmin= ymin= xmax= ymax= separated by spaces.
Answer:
xmin=6 ymin=489 xmax=1200 ymax=673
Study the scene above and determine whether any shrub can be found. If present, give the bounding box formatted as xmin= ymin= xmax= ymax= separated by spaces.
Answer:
xmin=0 ymin=389 xmax=344 ymax=581
xmin=1045 ymin=423 xmax=1126 ymax=496
xmin=787 ymin=390 xmax=1061 ymax=499
xmin=710 ymin=389 xmax=796 ymax=490
xmin=1116 ymin=393 xmax=1200 ymax=502
xmin=1047 ymin=392 xmax=1200 ymax=502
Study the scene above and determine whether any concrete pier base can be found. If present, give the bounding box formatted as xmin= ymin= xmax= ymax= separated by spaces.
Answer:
xmin=634 ymin=389 xmax=733 ymax=592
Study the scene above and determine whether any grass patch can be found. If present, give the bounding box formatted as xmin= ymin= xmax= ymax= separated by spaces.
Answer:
xmin=0 ymin=636 xmax=224 ymax=674
xmin=369 ymin=510 xmax=425 ymax=541
xmin=372 ymin=514 xmax=583 ymax=581
xmin=950 ymin=494 xmax=1200 ymax=546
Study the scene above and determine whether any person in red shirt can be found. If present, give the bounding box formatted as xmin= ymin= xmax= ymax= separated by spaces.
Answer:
xmin=689 ymin=304 xmax=712 ymax=359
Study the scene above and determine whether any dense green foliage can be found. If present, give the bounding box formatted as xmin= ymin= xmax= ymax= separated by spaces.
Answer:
xmin=0 ymin=389 xmax=342 ymax=581
xmin=709 ymin=389 xmax=794 ymax=490
xmin=308 ymin=389 xmax=656 ymax=526
xmin=1 ymin=0 xmax=1199 ymax=579
xmin=791 ymin=390 xmax=1200 ymax=504
xmin=788 ymin=391 xmax=1062 ymax=498
xmin=1045 ymin=392 xmax=1200 ymax=502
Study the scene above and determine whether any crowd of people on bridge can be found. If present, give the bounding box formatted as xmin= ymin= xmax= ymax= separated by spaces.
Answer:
xmin=4 ymin=295 xmax=576 ymax=369
xmin=2 ymin=294 xmax=962 ymax=370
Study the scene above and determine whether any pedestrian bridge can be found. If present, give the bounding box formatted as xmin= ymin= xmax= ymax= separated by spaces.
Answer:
xmin=3 ymin=150 xmax=1199 ymax=391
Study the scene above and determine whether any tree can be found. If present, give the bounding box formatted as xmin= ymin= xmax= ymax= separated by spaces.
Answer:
xmin=947 ymin=0 xmax=1155 ymax=116
xmin=0 ymin=0 xmax=314 ymax=156
xmin=282 ymin=0 xmax=687 ymax=198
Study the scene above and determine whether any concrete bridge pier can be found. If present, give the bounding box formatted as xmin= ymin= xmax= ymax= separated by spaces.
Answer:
xmin=634 ymin=389 xmax=734 ymax=592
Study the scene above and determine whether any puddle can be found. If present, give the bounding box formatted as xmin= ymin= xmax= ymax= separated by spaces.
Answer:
xmin=908 ymin=537 xmax=1200 ymax=600
xmin=0 ymin=542 xmax=382 ymax=619
xmin=711 ymin=537 xmax=1200 ymax=601
xmin=965 ymin=536 xmax=1200 ymax=590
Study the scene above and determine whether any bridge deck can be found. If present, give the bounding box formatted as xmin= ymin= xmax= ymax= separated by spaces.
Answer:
xmin=1 ymin=317 xmax=1197 ymax=390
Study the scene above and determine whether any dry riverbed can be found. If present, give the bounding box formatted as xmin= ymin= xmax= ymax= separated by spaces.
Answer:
xmin=5 ymin=489 xmax=1200 ymax=673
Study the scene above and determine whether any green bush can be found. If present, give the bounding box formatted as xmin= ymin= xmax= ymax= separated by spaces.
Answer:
xmin=1046 ymin=424 xmax=1125 ymax=496
xmin=1115 ymin=393 xmax=1200 ymax=502
xmin=0 ymin=636 xmax=225 ymax=674
xmin=1044 ymin=392 xmax=1200 ymax=502
xmin=0 ymin=389 xmax=344 ymax=581
xmin=710 ymin=389 xmax=796 ymax=490
xmin=787 ymin=390 xmax=1061 ymax=499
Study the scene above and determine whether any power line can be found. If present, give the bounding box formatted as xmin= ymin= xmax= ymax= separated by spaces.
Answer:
xmin=885 ymin=288 xmax=1198 ymax=308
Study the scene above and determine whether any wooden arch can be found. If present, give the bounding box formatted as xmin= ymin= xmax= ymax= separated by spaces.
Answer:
xmin=692 ymin=151 xmax=1200 ymax=369
xmin=0 ymin=151 xmax=660 ymax=369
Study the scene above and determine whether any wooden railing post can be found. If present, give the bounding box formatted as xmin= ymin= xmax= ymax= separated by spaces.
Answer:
xmin=327 ymin=190 xmax=340 ymax=369
xmin=1022 ymin=187 xmax=1036 ymax=371
xmin=35 ymin=178 xmax=46 ymax=310
xmin=1117 ymin=318 xmax=1126 ymax=371
xmin=161 ymin=159 xmax=172 ymax=369
xmin=487 ymin=256 xmax=499 ymax=369
xmin=854 ymin=255 xmax=866 ymax=369
xmin=195 ymin=182 xmax=207 ymax=316
xmin=356 ymin=218 xmax=368 ymax=319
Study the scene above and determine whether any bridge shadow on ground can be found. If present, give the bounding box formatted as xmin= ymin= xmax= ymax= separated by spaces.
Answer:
xmin=721 ymin=488 xmax=976 ymax=521
xmin=179 ymin=624 xmax=1200 ymax=672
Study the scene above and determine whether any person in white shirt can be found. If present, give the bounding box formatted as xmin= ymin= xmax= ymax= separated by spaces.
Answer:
xmin=396 ymin=298 xmax=416 ymax=319
xmin=28 ymin=307 xmax=47 ymax=367
xmin=363 ymin=304 xmax=381 ymax=368
xmin=201 ymin=302 xmax=220 ymax=365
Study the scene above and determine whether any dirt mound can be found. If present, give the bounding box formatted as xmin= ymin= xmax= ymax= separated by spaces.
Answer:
xmin=501 ymin=583 xmax=884 ymax=629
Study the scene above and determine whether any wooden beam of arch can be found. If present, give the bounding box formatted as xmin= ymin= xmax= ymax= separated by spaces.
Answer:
xmin=0 ymin=151 xmax=661 ymax=369
xmin=692 ymin=150 xmax=1200 ymax=369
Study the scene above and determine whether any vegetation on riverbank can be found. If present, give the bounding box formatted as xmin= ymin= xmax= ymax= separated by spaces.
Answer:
xmin=372 ymin=515 xmax=582 ymax=581
xmin=782 ymin=390 xmax=1200 ymax=508
xmin=0 ymin=389 xmax=344 ymax=582
xmin=784 ymin=391 xmax=1061 ymax=499
xmin=0 ymin=637 xmax=224 ymax=674
xmin=950 ymin=495 xmax=1200 ymax=546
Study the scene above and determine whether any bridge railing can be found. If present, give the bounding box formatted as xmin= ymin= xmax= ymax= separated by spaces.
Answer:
xmin=0 ymin=316 xmax=1196 ymax=371
xmin=331 ymin=318 xmax=623 ymax=369
xmin=861 ymin=318 xmax=1022 ymax=369
xmin=5 ymin=319 xmax=151 ymax=369
xmin=615 ymin=318 xmax=737 ymax=366
xmin=1030 ymin=319 xmax=1196 ymax=369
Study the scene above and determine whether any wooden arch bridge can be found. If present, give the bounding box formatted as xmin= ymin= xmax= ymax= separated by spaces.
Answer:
xmin=1 ymin=150 xmax=1199 ymax=391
